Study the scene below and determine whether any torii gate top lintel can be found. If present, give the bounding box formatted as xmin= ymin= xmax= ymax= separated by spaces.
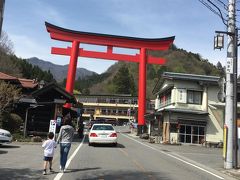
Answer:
xmin=45 ymin=22 xmax=175 ymax=50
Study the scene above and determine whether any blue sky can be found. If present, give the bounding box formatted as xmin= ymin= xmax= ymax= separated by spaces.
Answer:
xmin=3 ymin=0 xmax=237 ymax=74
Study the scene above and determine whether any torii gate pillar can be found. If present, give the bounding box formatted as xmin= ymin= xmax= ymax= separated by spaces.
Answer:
xmin=65 ymin=41 xmax=79 ymax=94
xmin=138 ymin=48 xmax=147 ymax=133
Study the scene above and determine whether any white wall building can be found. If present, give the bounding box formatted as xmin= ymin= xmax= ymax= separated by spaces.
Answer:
xmin=150 ymin=72 xmax=225 ymax=144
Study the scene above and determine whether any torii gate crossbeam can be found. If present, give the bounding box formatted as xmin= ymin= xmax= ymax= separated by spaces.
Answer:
xmin=45 ymin=22 xmax=175 ymax=134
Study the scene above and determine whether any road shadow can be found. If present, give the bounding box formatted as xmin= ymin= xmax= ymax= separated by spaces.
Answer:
xmin=63 ymin=167 xmax=101 ymax=173
xmin=73 ymin=170 xmax=171 ymax=180
xmin=117 ymin=130 xmax=131 ymax=133
xmin=116 ymin=143 xmax=125 ymax=148
xmin=0 ymin=150 xmax=7 ymax=154
xmin=0 ymin=168 xmax=47 ymax=180
xmin=90 ymin=143 xmax=125 ymax=148
xmin=0 ymin=144 xmax=20 ymax=148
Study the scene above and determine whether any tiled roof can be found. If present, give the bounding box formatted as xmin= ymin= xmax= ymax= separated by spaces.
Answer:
xmin=163 ymin=72 xmax=219 ymax=83
xmin=0 ymin=72 xmax=18 ymax=80
xmin=0 ymin=72 xmax=38 ymax=89
xmin=19 ymin=78 xmax=38 ymax=89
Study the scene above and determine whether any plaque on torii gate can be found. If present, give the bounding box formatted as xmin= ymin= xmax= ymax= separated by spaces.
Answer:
xmin=45 ymin=22 xmax=175 ymax=134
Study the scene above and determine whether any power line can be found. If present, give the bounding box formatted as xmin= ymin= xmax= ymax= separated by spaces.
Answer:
xmin=207 ymin=0 xmax=228 ymax=25
xmin=199 ymin=0 xmax=228 ymax=26
xmin=214 ymin=0 xmax=228 ymax=10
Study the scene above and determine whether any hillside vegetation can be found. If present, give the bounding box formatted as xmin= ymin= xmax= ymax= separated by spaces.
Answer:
xmin=0 ymin=33 xmax=55 ymax=82
xmin=74 ymin=45 xmax=224 ymax=99
xmin=0 ymin=32 xmax=223 ymax=100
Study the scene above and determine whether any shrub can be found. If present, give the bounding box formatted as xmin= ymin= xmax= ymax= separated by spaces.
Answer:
xmin=2 ymin=113 xmax=23 ymax=133
xmin=31 ymin=136 xmax=42 ymax=142
xmin=12 ymin=132 xmax=31 ymax=142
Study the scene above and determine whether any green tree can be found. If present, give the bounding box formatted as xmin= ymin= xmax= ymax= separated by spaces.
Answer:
xmin=129 ymin=75 xmax=136 ymax=96
xmin=216 ymin=61 xmax=225 ymax=76
xmin=82 ymin=88 xmax=90 ymax=95
xmin=18 ymin=59 xmax=55 ymax=82
xmin=147 ymin=65 xmax=156 ymax=79
xmin=113 ymin=64 xmax=136 ymax=95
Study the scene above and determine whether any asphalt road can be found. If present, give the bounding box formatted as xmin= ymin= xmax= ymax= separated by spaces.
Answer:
xmin=0 ymin=126 xmax=238 ymax=180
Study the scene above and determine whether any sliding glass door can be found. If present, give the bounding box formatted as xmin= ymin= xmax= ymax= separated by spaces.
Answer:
xmin=179 ymin=124 xmax=205 ymax=144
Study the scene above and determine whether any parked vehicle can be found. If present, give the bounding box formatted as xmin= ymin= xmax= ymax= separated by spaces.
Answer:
xmin=87 ymin=119 xmax=107 ymax=130
xmin=95 ymin=118 xmax=106 ymax=124
xmin=105 ymin=119 xmax=117 ymax=126
xmin=0 ymin=128 xmax=12 ymax=144
xmin=88 ymin=124 xmax=117 ymax=146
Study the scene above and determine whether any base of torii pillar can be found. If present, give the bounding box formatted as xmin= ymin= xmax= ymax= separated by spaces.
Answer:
xmin=137 ymin=125 xmax=147 ymax=136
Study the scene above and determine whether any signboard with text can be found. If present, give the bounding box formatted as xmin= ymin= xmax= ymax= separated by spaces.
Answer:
xmin=226 ymin=57 xmax=233 ymax=74
xmin=49 ymin=120 xmax=57 ymax=134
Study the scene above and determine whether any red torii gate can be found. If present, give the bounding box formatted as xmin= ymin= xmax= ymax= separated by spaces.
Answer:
xmin=45 ymin=22 xmax=174 ymax=133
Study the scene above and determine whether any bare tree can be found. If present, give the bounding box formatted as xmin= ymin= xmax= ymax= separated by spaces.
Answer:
xmin=0 ymin=31 xmax=22 ymax=77
xmin=0 ymin=80 xmax=21 ymax=127
xmin=0 ymin=31 xmax=14 ymax=55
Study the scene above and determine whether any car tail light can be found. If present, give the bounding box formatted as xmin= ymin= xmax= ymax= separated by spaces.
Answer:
xmin=89 ymin=133 xmax=98 ymax=137
xmin=110 ymin=133 xmax=117 ymax=137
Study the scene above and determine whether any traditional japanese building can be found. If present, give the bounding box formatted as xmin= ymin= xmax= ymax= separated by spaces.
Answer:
xmin=149 ymin=72 xmax=227 ymax=145
xmin=18 ymin=82 xmax=77 ymax=135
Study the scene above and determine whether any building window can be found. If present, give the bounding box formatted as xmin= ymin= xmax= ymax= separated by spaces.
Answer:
xmin=179 ymin=124 xmax=205 ymax=144
xmin=159 ymin=91 xmax=171 ymax=107
xmin=110 ymin=99 xmax=116 ymax=103
xmin=187 ymin=90 xmax=202 ymax=104
xmin=102 ymin=109 xmax=106 ymax=114
xmin=85 ymin=108 xmax=95 ymax=114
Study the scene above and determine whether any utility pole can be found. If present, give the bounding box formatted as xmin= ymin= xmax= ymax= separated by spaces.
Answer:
xmin=224 ymin=0 xmax=236 ymax=169
xmin=0 ymin=0 xmax=5 ymax=37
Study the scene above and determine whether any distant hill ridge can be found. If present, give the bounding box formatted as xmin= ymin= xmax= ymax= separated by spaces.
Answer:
xmin=25 ymin=47 xmax=223 ymax=99
xmin=26 ymin=57 xmax=97 ymax=82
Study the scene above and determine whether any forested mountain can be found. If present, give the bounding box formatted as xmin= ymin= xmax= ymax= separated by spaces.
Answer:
xmin=0 ymin=30 xmax=224 ymax=100
xmin=0 ymin=53 xmax=55 ymax=82
xmin=73 ymin=45 xmax=224 ymax=99
xmin=26 ymin=57 xmax=97 ymax=82
xmin=0 ymin=32 xmax=55 ymax=82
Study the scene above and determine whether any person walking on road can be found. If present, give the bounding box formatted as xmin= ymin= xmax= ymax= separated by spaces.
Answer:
xmin=57 ymin=115 xmax=75 ymax=173
xmin=42 ymin=132 xmax=57 ymax=175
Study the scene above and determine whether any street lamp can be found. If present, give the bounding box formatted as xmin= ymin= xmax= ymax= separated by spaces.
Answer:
xmin=214 ymin=34 xmax=224 ymax=50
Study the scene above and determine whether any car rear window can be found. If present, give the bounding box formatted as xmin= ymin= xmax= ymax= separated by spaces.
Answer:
xmin=92 ymin=125 xmax=114 ymax=131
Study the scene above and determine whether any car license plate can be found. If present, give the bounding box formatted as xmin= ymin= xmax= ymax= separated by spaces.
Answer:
xmin=101 ymin=135 xmax=107 ymax=138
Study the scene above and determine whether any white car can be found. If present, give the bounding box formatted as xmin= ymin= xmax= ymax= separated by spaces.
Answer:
xmin=0 ymin=128 xmax=12 ymax=144
xmin=88 ymin=124 xmax=117 ymax=146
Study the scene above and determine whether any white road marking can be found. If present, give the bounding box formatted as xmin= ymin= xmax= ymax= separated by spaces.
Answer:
xmin=121 ymin=133 xmax=224 ymax=180
xmin=54 ymin=135 xmax=86 ymax=180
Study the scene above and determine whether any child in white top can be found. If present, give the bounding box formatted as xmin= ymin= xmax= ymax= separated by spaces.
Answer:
xmin=42 ymin=132 xmax=57 ymax=175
